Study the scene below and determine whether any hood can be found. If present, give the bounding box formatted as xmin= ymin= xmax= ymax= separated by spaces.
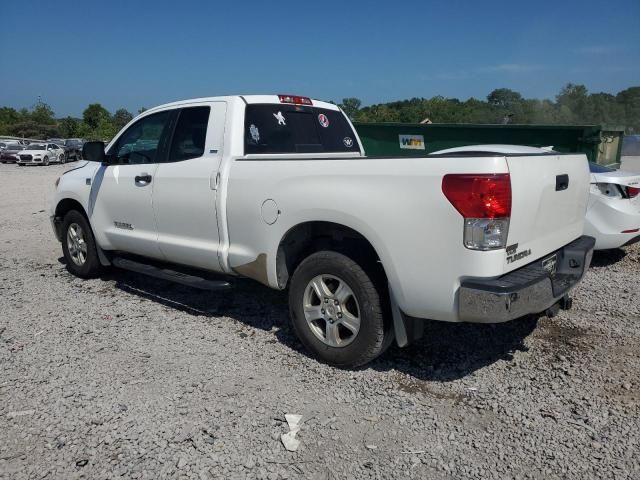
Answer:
xmin=19 ymin=149 xmax=47 ymax=155
xmin=591 ymin=169 xmax=640 ymax=187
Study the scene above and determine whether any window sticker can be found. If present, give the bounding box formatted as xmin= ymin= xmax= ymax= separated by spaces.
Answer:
xmin=343 ymin=137 xmax=354 ymax=148
xmin=273 ymin=111 xmax=286 ymax=126
xmin=249 ymin=124 xmax=260 ymax=143
xmin=318 ymin=113 xmax=330 ymax=128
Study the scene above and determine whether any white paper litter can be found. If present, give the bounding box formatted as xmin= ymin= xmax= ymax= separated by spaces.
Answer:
xmin=280 ymin=414 xmax=302 ymax=452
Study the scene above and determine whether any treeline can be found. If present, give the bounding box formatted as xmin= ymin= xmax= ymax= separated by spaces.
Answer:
xmin=0 ymin=103 xmax=146 ymax=140
xmin=1 ymin=83 xmax=638 ymax=140
xmin=338 ymin=84 xmax=639 ymax=133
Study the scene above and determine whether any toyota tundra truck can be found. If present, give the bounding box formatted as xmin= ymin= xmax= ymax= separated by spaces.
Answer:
xmin=49 ymin=94 xmax=595 ymax=367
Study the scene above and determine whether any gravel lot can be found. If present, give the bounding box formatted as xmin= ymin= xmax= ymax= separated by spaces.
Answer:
xmin=1 ymin=163 xmax=639 ymax=480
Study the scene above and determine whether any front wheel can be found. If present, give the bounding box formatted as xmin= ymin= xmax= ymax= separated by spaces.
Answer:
xmin=60 ymin=154 xmax=66 ymax=164
xmin=288 ymin=251 xmax=389 ymax=368
xmin=43 ymin=156 xmax=49 ymax=166
xmin=61 ymin=210 xmax=104 ymax=278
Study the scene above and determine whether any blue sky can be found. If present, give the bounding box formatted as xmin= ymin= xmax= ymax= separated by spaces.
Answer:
xmin=1 ymin=0 xmax=638 ymax=117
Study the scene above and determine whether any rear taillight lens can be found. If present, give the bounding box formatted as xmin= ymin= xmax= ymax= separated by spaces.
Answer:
xmin=442 ymin=174 xmax=511 ymax=250
xmin=627 ymin=186 xmax=639 ymax=199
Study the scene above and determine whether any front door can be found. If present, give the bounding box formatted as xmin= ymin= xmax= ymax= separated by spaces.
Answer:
xmin=89 ymin=110 xmax=173 ymax=259
xmin=153 ymin=102 xmax=227 ymax=271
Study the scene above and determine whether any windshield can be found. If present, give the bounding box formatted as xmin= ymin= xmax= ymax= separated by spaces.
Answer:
xmin=589 ymin=162 xmax=616 ymax=173
xmin=28 ymin=144 xmax=46 ymax=150
xmin=7 ymin=144 xmax=22 ymax=149
xmin=244 ymin=104 xmax=359 ymax=155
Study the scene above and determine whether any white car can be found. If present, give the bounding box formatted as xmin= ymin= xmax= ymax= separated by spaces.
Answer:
xmin=584 ymin=162 xmax=640 ymax=249
xmin=49 ymin=95 xmax=594 ymax=367
xmin=17 ymin=143 xmax=66 ymax=166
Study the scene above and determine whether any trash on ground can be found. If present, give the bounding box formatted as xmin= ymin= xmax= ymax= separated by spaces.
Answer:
xmin=281 ymin=413 xmax=302 ymax=452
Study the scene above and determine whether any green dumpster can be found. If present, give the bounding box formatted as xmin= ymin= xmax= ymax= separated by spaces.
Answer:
xmin=354 ymin=122 xmax=624 ymax=166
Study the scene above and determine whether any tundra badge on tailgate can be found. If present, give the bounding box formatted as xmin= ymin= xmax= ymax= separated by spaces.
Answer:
xmin=506 ymin=243 xmax=532 ymax=264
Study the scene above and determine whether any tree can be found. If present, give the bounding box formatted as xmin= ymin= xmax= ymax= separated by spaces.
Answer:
xmin=487 ymin=88 xmax=524 ymax=108
xmin=339 ymin=98 xmax=362 ymax=119
xmin=556 ymin=83 xmax=589 ymax=123
xmin=137 ymin=107 xmax=147 ymax=114
xmin=83 ymin=103 xmax=111 ymax=130
xmin=59 ymin=117 xmax=81 ymax=137
xmin=112 ymin=108 xmax=133 ymax=130
xmin=616 ymin=87 xmax=640 ymax=133
xmin=31 ymin=101 xmax=56 ymax=125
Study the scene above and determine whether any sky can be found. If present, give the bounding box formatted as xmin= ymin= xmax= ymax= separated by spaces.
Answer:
xmin=1 ymin=0 xmax=639 ymax=117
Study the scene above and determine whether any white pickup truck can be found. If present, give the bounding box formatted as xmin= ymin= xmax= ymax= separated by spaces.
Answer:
xmin=50 ymin=94 xmax=595 ymax=367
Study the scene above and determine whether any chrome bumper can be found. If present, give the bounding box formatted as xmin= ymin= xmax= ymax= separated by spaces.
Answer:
xmin=458 ymin=236 xmax=595 ymax=323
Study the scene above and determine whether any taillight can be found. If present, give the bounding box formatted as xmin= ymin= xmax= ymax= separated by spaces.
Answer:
xmin=442 ymin=174 xmax=511 ymax=250
xmin=627 ymin=186 xmax=639 ymax=199
xmin=278 ymin=94 xmax=313 ymax=105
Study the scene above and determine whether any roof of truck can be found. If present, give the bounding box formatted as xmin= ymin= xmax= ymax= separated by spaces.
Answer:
xmin=144 ymin=95 xmax=339 ymax=115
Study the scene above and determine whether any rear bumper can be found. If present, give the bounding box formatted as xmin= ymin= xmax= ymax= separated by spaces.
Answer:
xmin=458 ymin=236 xmax=595 ymax=323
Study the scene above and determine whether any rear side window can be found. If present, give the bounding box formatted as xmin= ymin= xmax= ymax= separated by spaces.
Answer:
xmin=244 ymin=104 xmax=358 ymax=155
xmin=168 ymin=106 xmax=210 ymax=162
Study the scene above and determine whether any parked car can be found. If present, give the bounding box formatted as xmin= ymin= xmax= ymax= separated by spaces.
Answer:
xmin=64 ymin=138 xmax=84 ymax=160
xmin=584 ymin=162 xmax=640 ymax=249
xmin=1 ymin=143 xmax=26 ymax=163
xmin=49 ymin=95 xmax=595 ymax=367
xmin=17 ymin=143 xmax=66 ymax=166
xmin=48 ymin=138 xmax=71 ymax=162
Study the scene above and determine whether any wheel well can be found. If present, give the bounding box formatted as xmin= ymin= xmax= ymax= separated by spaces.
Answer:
xmin=55 ymin=198 xmax=87 ymax=220
xmin=276 ymin=221 xmax=387 ymax=289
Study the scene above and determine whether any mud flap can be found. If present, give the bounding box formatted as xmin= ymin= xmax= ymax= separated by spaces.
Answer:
xmin=389 ymin=285 xmax=424 ymax=347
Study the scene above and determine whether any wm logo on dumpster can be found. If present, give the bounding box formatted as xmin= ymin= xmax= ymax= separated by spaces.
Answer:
xmin=399 ymin=134 xmax=425 ymax=150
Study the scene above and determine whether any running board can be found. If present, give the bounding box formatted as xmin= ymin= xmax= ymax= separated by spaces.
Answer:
xmin=112 ymin=257 xmax=232 ymax=291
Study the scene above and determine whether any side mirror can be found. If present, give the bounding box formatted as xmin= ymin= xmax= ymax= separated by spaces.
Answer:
xmin=82 ymin=141 xmax=107 ymax=163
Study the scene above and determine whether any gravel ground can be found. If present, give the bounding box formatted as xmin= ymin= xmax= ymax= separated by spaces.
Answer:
xmin=1 ymin=163 xmax=639 ymax=480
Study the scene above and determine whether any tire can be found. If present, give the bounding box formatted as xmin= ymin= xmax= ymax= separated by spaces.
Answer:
xmin=288 ymin=251 xmax=388 ymax=368
xmin=61 ymin=210 xmax=103 ymax=278
xmin=43 ymin=156 xmax=49 ymax=166
xmin=60 ymin=154 xmax=66 ymax=164
xmin=77 ymin=151 xmax=82 ymax=161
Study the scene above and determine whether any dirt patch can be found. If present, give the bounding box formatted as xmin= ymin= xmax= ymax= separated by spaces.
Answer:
xmin=394 ymin=376 xmax=466 ymax=404
xmin=535 ymin=318 xmax=592 ymax=352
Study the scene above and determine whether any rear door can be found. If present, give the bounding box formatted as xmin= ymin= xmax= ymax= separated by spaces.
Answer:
xmin=90 ymin=110 xmax=173 ymax=258
xmin=505 ymin=153 xmax=590 ymax=269
xmin=152 ymin=102 xmax=227 ymax=271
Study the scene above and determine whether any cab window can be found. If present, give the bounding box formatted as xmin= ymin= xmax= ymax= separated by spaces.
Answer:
xmin=168 ymin=106 xmax=210 ymax=162
xmin=244 ymin=104 xmax=359 ymax=155
xmin=109 ymin=111 xmax=171 ymax=164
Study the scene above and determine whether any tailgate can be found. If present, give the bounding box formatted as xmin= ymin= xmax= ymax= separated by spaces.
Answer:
xmin=505 ymin=154 xmax=590 ymax=271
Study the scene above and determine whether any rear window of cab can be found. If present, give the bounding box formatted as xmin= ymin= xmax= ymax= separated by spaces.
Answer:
xmin=244 ymin=104 xmax=359 ymax=155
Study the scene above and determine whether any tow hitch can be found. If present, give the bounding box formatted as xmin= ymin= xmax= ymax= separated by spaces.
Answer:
xmin=546 ymin=295 xmax=573 ymax=318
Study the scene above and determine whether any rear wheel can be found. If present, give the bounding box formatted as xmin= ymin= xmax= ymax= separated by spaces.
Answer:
xmin=61 ymin=210 xmax=103 ymax=278
xmin=60 ymin=153 xmax=66 ymax=164
xmin=289 ymin=251 xmax=388 ymax=368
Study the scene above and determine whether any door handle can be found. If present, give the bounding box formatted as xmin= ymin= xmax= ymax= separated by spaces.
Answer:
xmin=135 ymin=174 xmax=152 ymax=184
